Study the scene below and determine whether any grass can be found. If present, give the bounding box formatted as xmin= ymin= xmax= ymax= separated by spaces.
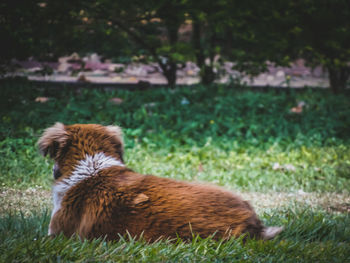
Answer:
xmin=0 ymin=78 xmax=350 ymax=262
xmin=1 ymin=208 xmax=349 ymax=262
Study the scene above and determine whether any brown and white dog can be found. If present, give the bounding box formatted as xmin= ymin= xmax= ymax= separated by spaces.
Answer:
xmin=38 ymin=123 xmax=283 ymax=241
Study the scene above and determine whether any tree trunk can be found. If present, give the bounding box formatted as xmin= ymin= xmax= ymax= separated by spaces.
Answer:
xmin=161 ymin=16 xmax=180 ymax=88
xmin=328 ymin=66 xmax=350 ymax=93
xmin=192 ymin=16 xmax=216 ymax=85
xmin=111 ymin=15 xmax=180 ymax=88
xmin=192 ymin=17 xmax=204 ymax=68
xmin=201 ymin=65 xmax=216 ymax=85
xmin=155 ymin=25 xmax=178 ymax=88
xmin=163 ymin=61 xmax=177 ymax=88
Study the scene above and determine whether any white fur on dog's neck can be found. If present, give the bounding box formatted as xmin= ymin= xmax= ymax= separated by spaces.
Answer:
xmin=51 ymin=152 xmax=124 ymax=219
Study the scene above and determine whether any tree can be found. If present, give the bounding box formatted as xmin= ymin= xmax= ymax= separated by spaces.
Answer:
xmin=0 ymin=0 xmax=85 ymax=62
xmin=84 ymin=0 xmax=193 ymax=87
xmin=2 ymin=0 xmax=349 ymax=91
xmin=219 ymin=1 xmax=294 ymax=81
xmin=187 ymin=0 xmax=227 ymax=84
xmin=187 ymin=0 xmax=293 ymax=84
xmin=289 ymin=0 xmax=350 ymax=93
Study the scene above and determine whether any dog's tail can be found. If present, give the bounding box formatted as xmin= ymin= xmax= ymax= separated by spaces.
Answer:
xmin=261 ymin=226 xmax=284 ymax=240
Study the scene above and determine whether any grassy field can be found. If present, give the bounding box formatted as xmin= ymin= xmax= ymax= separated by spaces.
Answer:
xmin=1 ymin=78 xmax=350 ymax=262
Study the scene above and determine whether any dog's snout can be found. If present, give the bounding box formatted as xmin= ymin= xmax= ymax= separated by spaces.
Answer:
xmin=53 ymin=163 xmax=62 ymax=179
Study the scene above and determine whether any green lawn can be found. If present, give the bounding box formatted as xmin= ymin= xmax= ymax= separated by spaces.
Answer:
xmin=1 ymin=78 xmax=350 ymax=262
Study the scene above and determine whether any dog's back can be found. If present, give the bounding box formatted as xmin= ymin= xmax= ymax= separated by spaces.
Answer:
xmin=39 ymin=123 xmax=283 ymax=241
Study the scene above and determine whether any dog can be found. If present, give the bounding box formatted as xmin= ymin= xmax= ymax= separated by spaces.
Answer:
xmin=38 ymin=123 xmax=283 ymax=241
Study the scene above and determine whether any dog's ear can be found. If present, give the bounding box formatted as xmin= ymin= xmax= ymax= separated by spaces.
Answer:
xmin=38 ymin=122 xmax=68 ymax=158
xmin=106 ymin=125 xmax=123 ymax=139
xmin=106 ymin=125 xmax=124 ymax=157
xmin=106 ymin=125 xmax=124 ymax=146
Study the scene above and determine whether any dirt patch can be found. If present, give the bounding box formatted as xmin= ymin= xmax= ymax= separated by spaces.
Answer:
xmin=239 ymin=191 xmax=350 ymax=214
xmin=327 ymin=203 xmax=350 ymax=213
xmin=0 ymin=187 xmax=51 ymax=216
xmin=1 ymin=187 xmax=349 ymax=216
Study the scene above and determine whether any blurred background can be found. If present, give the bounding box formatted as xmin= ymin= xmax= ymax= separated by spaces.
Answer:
xmin=1 ymin=0 xmax=349 ymax=91
xmin=1 ymin=1 xmax=350 ymax=261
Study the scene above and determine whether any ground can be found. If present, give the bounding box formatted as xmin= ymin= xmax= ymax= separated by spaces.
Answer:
xmin=1 ymin=81 xmax=349 ymax=262
xmin=2 ymin=187 xmax=350 ymax=217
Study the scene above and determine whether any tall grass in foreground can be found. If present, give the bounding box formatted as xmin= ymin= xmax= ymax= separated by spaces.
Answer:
xmin=1 ymin=208 xmax=349 ymax=262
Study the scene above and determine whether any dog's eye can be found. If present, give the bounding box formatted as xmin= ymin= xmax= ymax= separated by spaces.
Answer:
xmin=53 ymin=163 xmax=62 ymax=180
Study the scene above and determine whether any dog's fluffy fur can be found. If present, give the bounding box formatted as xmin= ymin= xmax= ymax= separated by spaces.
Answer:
xmin=38 ymin=123 xmax=282 ymax=241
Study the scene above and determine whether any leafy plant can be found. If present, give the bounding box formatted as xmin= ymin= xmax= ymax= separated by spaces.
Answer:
xmin=1 ymin=79 xmax=349 ymax=191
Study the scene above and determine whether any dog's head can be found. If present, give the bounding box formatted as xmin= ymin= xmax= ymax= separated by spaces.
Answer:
xmin=38 ymin=123 xmax=124 ymax=181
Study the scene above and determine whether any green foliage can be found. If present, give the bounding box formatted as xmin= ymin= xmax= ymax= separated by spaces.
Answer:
xmin=211 ymin=0 xmax=293 ymax=76
xmin=83 ymin=0 xmax=194 ymax=86
xmin=0 ymin=0 xmax=86 ymax=61
xmin=1 ymin=79 xmax=350 ymax=191
xmin=1 ymin=0 xmax=349 ymax=88
xmin=0 ymin=136 xmax=52 ymax=188
xmin=287 ymin=0 xmax=350 ymax=92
